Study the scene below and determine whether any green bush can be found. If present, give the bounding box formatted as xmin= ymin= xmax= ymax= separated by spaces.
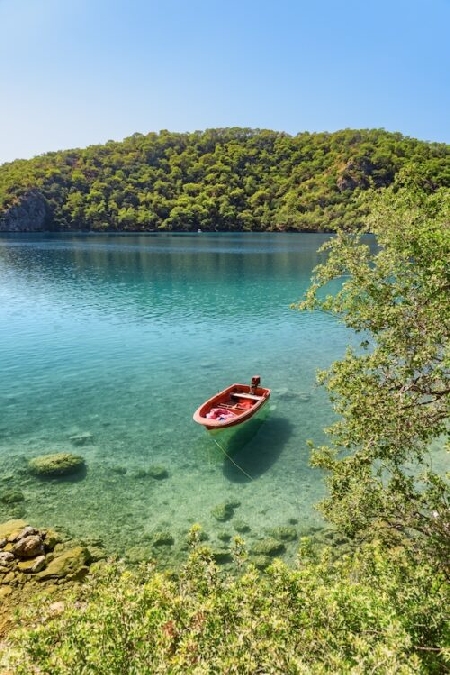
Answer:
xmin=4 ymin=535 xmax=449 ymax=674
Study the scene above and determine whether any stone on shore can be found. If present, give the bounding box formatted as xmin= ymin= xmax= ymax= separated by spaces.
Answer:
xmin=0 ymin=520 xmax=28 ymax=541
xmin=36 ymin=546 xmax=91 ymax=581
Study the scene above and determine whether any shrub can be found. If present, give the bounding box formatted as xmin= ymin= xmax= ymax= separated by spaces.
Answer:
xmin=3 ymin=536 xmax=449 ymax=674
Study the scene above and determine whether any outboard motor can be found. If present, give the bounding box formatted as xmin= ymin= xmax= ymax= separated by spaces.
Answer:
xmin=251 ymin=375 xmax=261 ymax=393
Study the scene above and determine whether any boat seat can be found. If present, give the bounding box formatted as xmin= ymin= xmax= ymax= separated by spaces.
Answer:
xmin=231 ymin=392 xmax=264 ymax=401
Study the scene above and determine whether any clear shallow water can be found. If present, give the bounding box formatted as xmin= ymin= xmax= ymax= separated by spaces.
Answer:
xmin=0 ymin=233 xmax=353 ymax=565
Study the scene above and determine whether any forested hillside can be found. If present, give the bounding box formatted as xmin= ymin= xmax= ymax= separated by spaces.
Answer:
xmin=1 ymin=127 xmax=449 ymax=232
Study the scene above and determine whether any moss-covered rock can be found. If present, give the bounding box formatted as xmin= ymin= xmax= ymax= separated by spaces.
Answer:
xmin=147 ymin=465 xmax=169 ymax=480
xmin=42 ymin=529 xmax=63 ymax=552
xmin=36 ymin=546 xmax=91 ymax=581
xmin=211 ymin=501 xmax=240 ymax=522
xmin=125 ymin=546 xmax=154 ymax=564
xmin=267 ymin=526 xmax=298 ymax=542
xmin=217 ymin=530 xmax=232 ymax=542
xmin=234 ymin=519 xmax=251 ymax=533
xmin=152 ymin=531 xmax=174 ymax=547
xmin=28 ymin=453 xmax=85 ymax=477
xmin=252 ymin=555 xmax=272 ymax=570
xmin=0 ymin=489 xmax=25 ymax=505
xmin=251 ymin=538 xmax=286 ymax=557
xmin=111 ymin=466 xmax=127 ymax=475
xmin=0 ymin=520 xmax=28 ymax=541
xmin=210 ymin=548 xmax=233 ymax=565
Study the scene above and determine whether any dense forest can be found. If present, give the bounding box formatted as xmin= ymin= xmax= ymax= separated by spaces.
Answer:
xmin=1 ymin=127 xmax=450 ymax=232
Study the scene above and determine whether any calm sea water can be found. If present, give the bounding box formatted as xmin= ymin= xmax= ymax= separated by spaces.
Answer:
xmin=0 ymin=232 xmax=353 ymax=565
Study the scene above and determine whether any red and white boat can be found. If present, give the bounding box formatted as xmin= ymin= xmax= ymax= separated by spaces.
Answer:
xmin=193 ymin=376 xmax=271 ymax=431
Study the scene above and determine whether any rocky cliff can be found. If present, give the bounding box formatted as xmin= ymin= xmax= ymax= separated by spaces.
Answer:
xmin=0 ymin=190 xmax=49 ymax=231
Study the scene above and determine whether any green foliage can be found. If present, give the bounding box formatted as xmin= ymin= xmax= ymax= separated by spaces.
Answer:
xmin=1 ymin=128 xmax=449 ymax=232
xmin=295 ymin=176 xmax=450 ymax=572
xmin=3 ymin=537 xmax=449 ymax=673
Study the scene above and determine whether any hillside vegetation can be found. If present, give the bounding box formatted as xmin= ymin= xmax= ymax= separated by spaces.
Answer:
xmin=1 ymin=127 xmax=450 ymax=232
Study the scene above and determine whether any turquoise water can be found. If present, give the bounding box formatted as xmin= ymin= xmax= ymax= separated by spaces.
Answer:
xmin=0 ymin=232 xmax=353 ymax=565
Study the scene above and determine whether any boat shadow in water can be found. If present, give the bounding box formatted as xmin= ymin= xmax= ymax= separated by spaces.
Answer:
xmin=220 ymin=415 xmax=293 ymax=483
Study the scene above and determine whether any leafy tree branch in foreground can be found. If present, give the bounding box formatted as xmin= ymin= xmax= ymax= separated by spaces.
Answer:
xmin=294 ymin=177 xmax=450 ymax=572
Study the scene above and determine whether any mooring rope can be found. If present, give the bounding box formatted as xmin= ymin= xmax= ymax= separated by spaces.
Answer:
xmin=212 ymin=437 xmax=253 ymax=481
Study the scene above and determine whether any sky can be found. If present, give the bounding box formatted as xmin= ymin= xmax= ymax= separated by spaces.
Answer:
xmin=1 ymin=0 xmax=449 ymax=165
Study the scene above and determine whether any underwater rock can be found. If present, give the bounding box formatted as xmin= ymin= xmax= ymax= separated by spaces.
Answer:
xmin=147 ymin=465 xmax=169 ymax=480
xmin=217 ymin=530 xmax=232 ymax=542
xmin=233 ymin=519 xmax=251 ymax=533
xmin=125 ymin=545 xmax=154 ymax=564
xmin=267 ymin=526 xmax=298 ymax=542
xmin=8 ymin=504 xmax=27 ymax=519
xmin=251 ymin=537 xmax=286 ymax=557
xmin=28 ymin=453 xmax=86 ymax=477
xmin=275 ymin=388 xmax=311 ymax=402
xmin=210 ymin=548 xmax=233 ymax=565
xmin=211 ymin=501 xmax=238 ymax=522
xmin=252 ymin=555 xmax=272 ymax=570
xmin=111 ymin=466 xmax=127 ymax=475
xmin=152 ymin=531 xmax=174 ymax=547
xmin=0 ymin=473 xmax=14 ymax=483
xmin=69 ymin=431 xmax=94 ymax=447
xmin=0 ymin=489 xmax=25 ymax=505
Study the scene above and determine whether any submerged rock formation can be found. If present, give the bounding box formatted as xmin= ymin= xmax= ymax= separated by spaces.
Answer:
xmin=28 ymin=452 xmax=86 ymax=478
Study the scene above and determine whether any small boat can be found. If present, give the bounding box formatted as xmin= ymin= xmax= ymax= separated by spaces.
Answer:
xmin=193 ymin=376 xmax=270 ymax=431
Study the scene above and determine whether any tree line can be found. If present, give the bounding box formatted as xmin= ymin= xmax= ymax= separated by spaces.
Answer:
xmin=1 ymin=127 xmax=449 ymax=232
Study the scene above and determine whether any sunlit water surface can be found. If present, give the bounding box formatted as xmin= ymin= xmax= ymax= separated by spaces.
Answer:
xmin=0 ymin=233 xmax=354 ymax=565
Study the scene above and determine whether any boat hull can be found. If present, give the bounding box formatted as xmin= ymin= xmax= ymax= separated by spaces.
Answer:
xmin=193 ymin=382 xmax=271 ymax=431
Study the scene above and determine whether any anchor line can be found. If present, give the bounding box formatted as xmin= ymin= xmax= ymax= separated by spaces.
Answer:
xmin=212 ymin=437 xmax=253 ymax=481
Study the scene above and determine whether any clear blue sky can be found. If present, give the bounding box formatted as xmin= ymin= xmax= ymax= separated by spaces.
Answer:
xmin=1 ymin=0 xmax=449 ymax=164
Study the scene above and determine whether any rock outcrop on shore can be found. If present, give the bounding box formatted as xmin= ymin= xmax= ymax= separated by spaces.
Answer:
xmin=0 ymin=519 xmax=105 ymax=637
xmin=0 ymin=190 xmax=49 ymax=232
